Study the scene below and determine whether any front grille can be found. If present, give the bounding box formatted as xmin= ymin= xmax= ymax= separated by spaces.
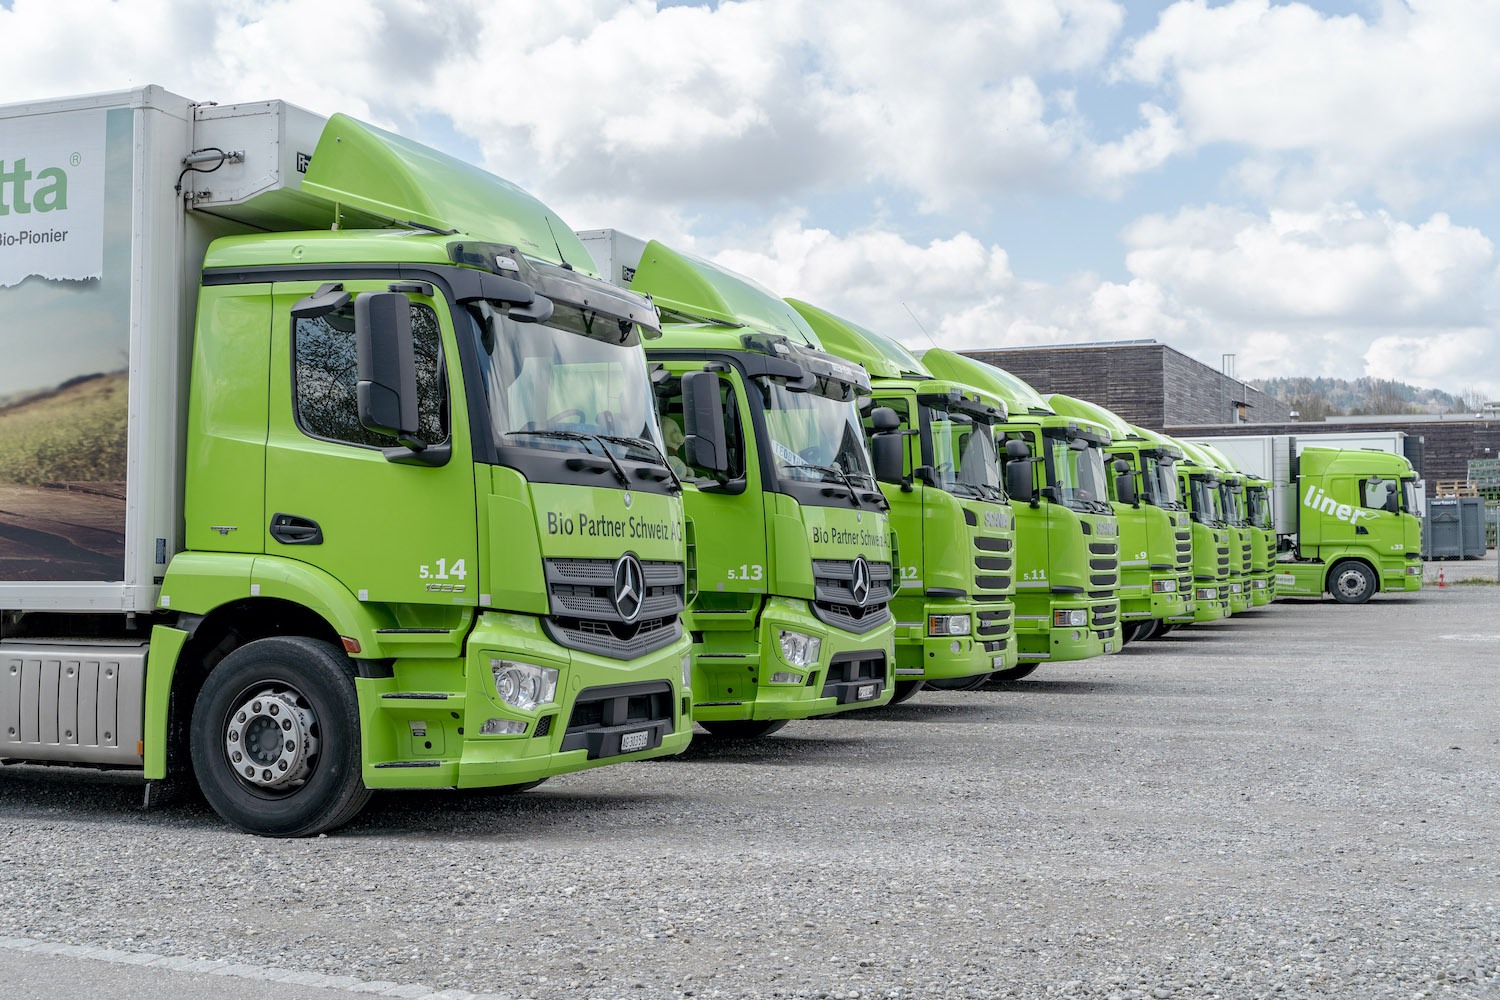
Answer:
xmin=1091 ymin=602 xmax=1118 ymax=628
xmin=560 ymin=681 xmax=674 ymax=759
xmin=1089 ymin=542 xmax=1116 ymax=556
xmin=811 ymin=559 xmax=894 ymax=635
xmin=819 ymin=651 xmax=887 ymax=705
xmin=543 ymin=557 xmax=685 ymax=659
xmin=1240 ymin=540 xmax=1253 ymax=574
xmin=1178 ymin=573 xmax=1194 ymax=592
xmin=973 ymin=535 xmax=1013 ymax=598
xmin=1086 ymin=538 xmax=1118 ymax=590
xmin=976 ymin=607 xmax=1012 ymax=637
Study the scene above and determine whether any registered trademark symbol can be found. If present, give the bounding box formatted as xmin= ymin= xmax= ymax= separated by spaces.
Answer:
xmin=70 ymin=152 xmax=82 ymax=166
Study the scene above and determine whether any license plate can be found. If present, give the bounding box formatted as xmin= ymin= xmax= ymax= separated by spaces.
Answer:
xmin=856 ymin=683 xmax=877 ymax=701
xmin=620 ymin=730 xmax=650 ymax=753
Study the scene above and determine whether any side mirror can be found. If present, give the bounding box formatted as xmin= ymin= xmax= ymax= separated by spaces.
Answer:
xmin=1005 ymin=438 xmax=1031 ymax=460
xmin=872 ymin=433 xmax=903 ymax=484
xmin=871 ymin=406 xmax=901 ymax=433
xmin=1113 ymin=458 xmax=1130 ymax=474
xmin=355 ymin=291 xmax=420 ymax=447
xmin=1005 ymin=461 xmax=1034 ymax=503
xmin=1116 ymin=471 xmax=1138 ymax=506
xmin=682 ymin=370 xmax=729 ymax=475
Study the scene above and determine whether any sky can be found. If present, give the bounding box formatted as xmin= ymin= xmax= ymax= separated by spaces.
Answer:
xmin=3 ymin=0 xmax=1499 ymax=398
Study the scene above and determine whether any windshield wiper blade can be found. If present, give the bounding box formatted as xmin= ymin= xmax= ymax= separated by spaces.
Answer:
xmin=793 ymin=462 xmax=860 ymax=506
xmin=595 ymin=433 xmax=682 ymax=493
xmin=503 ymin=430 xmax=631 ymax=488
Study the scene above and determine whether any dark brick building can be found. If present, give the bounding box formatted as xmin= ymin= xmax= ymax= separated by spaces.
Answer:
xmin=956 ymin=340 xmax=1500 ymax=484
xmin=962 ymin=341 xmax=1291 ymax=428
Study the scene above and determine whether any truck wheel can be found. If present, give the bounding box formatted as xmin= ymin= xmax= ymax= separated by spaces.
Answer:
xmin=1329 ymin=560 xmax=1375 ymax=604
xmin=190 ymin=636 xmax=372 ymax=837
xmin=1146 ymin=623 xmax=1175 ymax=640
xmin=925 ymin=673 xmax=992 ymax=692
xmin=1131 ymin=620 xmax=1163 ymax=643
xmin=698 ymin=719 xmax=789 ymax=740
xmin=988 ymin=663 xmax=1039 ymax=682
xmin=888 ymin=680 xmax=925 ymax=704
xmin=491 ymin=778 xmax=549 ymax=794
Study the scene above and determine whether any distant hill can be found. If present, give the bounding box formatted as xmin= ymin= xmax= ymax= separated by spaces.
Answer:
xmin=1250 ymin=376 xmax=1471 ymax=419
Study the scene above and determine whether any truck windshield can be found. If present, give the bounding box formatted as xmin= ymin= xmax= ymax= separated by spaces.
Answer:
xmin=1218 ymin=483 xmax=1244 ymax=526
xmin=1401 ymin=478 xmax=1417 ymax=514
xmin=1246 ymin=486 xmax=1272 ymax=529
xmin=473 ymin=302 xmax=667 ymax=467
xmin=1143 ymin=455 xmax=1182 ymax=508
xmin=1189 ymin=476 xmax=1222 ymax=523
xmin=759 ymin=376 xmax=876 ymax=488
xmin=1045 ymin=434 xmax=1110 ymax=512
xmin=924 ymin=405 xmax=1002 ymax=500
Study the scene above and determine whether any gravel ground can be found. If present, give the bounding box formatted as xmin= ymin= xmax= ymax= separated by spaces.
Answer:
xmin=1 ymin=586 xmax=1496 ymax=999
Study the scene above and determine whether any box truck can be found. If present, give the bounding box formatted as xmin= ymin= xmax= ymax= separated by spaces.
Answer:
xmin=1045 ymin=397 xmax=1192 ymax=642
xmin=918 ymin=351 xmax=1121 ymax=678
xmin=786 ymin=302 xmax=1018 ymax=700
xmin=578 ymin=230 xmax=896 ymax=737
xmin=0 ymin=88 xmax=694 ymax=836
xmin=1181 ymin=435 xmax=1422 ymax=602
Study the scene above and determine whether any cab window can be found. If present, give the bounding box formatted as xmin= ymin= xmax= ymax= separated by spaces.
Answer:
xmin=657 ymin=373 xmax=746 ymax=485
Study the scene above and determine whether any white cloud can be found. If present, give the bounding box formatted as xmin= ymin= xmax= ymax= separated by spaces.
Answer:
xmin=1117 ymin=0 xmax=1500 ymax=203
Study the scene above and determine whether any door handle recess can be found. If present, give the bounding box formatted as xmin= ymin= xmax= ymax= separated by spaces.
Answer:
xmin=270 ymin=513 xmax=324 ymax=545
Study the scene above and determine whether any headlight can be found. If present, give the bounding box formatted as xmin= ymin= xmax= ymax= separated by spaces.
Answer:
xmin=681 ymin=654 xmax=694 ymax=690
xmin=490 ymin=659 xmax=559 ymax=711
xmin=778 ymin=630 xmax=822 ymax=667
xmin=1196 ymin=588 xmax=1217 ymax=600
xmin=1152 ymin=579 xmax=1178 ymax=593
xmin=927 ymin=615 xmax=971 ymax=636
xmin=1053 ymin=609 xmax=1087 ymax=627
xmin=1406 ymin=565 xmax=1421 ymax=575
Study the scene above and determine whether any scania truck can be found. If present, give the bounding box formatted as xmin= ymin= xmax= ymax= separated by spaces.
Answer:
xmin=1183 ymin=437 xmax=1422 ymax=603
xmin=1167 ymin=437 xmax=1232 ymax=624
xmin=919 ymin=350 xmax=1120 ymax=679
xmin=578 ymin=230 xmax=896 ymax=736
xmin=1184 ymin=443 xmax=1251 ymax=616
xmin=1045 ymin=396 xmax=1192 ymax=644
xmin=786 ymin=302 xmax=1018 ymax=701
xmin=0 ymin=88 xmax=694 ymax=836
xmin=1194 ymin=442 xmax=1276 ymax=607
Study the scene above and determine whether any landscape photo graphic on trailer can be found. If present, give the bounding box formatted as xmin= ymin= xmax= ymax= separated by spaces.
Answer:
xmin=0 ymin=108 xmax=106 ymax=288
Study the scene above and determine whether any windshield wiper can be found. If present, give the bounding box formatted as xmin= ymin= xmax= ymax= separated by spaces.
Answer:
xmin=503 ymin=430 xmax=631 ymax=488
xmin=595 ymin=433 xmax=683 ymax=494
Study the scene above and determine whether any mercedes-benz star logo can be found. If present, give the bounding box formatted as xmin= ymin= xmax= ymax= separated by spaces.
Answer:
xmin=850 ymin=555 xmax=872 ymax=607
xmin=613 ymin=553 xmax=645 ymax=622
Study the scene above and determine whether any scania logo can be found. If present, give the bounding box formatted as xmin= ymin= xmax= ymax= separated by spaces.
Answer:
xmin=613 ymin=553 xmax=645 ymax=622
xmin=850 ymin=555 xmax=872 ymax=607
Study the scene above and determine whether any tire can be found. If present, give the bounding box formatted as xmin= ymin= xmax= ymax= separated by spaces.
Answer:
xmin=988 ymin=662 xmax=1039 ymax=683
xmin=1329 ymin=560 xmax=1376 ymax=604
xmin=888 ymin=680 xmax=925 ymax=704
xmin=1131 ymin=619 xmax=1163 ymax=643
xmin=924 ymin=673 xmax=993 ymax=692
xmin=698 ymin=719 xmax=790 ymax=740
xmin=491 ymin=778 xmax=549 ymax=795
xmin=1146 ymin=623 xmax=1176 ymax=640
xmin=190 ymin=636 xmax=372 ymax=837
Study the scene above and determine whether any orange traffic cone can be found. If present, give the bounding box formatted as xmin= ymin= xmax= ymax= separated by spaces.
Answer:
xmin=1437 ymin=567 xmax=1446 ymax=588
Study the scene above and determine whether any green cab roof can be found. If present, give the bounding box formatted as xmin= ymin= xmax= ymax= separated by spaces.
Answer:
xmin=301 ymin=114 xmax=596 ymax=273
xmin=1129 ymin=425 xmax=1184 ymax=460
xmin=785 ymin=299 xmax=928 ymax=379
xmin=203 ymin=228 xmax=460 ymax=270
xmin=626 ymin=240 xmax=820 ymax=345
xmin=917 ymin=349 xmax=1054 ymax=416
xmin=1047 ymin=394 xmax=1139 ymax=442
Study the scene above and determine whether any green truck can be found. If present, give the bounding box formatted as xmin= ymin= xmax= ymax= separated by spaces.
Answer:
xmin=1183 ymin=437 xmax=1422 ymax=603
xmin=578 ymin=231 xmax=897 ymax=736
xmin=919 ymin=351 xmax=1121 ymax=679
xmin=1045 ymin=397 xmax=1192 ymax=643
xmin=1194 ymin=442 xmax=1276 ymax=607
xmin=0 ymin=88 xmax=694 ymax=836
xmin=786 ymin=302 xmax=1018 ymax=700
xmin=1188 ymin=447 xmax=1252 ymax=616
xmin=1167 ymin=437 xmax=1233 ymax=624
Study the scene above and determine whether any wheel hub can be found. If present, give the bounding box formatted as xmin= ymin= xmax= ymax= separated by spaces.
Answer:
xmin=225 ymin=688 xmax=319 ymax=789
xmin=1336 ymin=570 xmax=1366 ymax=599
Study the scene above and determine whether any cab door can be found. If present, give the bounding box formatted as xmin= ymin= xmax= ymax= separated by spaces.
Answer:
xmin=262 ymin=278 xmax=478 ymax=607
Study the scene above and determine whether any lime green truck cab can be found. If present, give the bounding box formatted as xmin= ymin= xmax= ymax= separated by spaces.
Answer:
xmin=787 ymin=302 xmax=1018 ymax=701
xmin=0 ymin=88 xmax=693 ymax=836
xmin=1195 ymin=443 xmax=1275 ymax=607
xmin=1273 ymin=447 xmax=1423 ymax=602
xmin=1197 ymin=454 xmax=1253 ymax=615
xmin=919 ymin=351 xmax=1121 ymax=679
xmin=1168 ymin=438 xmax=1232 ymax=624
xmin=1182 ymin=437 xmax=1420 ymax=603
xmin=1045 ymin=397 xmax=1192 ymax=643
xmin=577 ymin=231 xmax=897 ymax=737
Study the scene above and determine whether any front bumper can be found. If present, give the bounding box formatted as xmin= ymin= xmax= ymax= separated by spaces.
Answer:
xmin=893 ymin=598 xmax=1015 ymax=682
xmin=690 ymin=597 xmax=894 ymax=722
xmin=360 ymin=610 xmax=694 ymax=790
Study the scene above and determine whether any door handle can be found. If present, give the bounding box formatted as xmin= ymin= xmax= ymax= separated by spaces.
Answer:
xmin=270 ymin=513 xmax=323 ymax=545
